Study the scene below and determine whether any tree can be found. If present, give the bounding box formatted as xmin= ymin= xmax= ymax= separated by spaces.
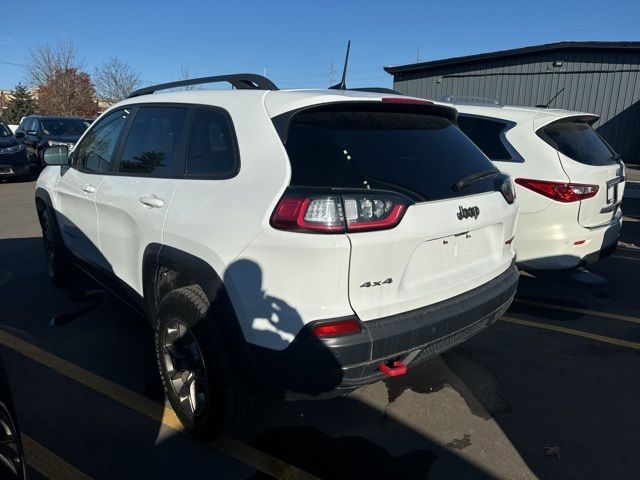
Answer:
xmin=93 ymin=57 xmax=141 ymax=104
xmin=26 ymin=39 xmax=83 ymax=87
xmin=2 ymin=83 xmax=38 ymax=123
xmin=38 ymin=68 xmax=99 ymax=117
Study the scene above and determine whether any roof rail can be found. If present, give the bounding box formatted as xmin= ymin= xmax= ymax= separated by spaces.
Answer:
xmin=128 ymin=73 xmax=278 ymax=98
xmin=441 ymin=95 xmax=502 ymax=107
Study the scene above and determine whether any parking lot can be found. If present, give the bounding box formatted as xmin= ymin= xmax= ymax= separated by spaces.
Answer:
xmin=0 ymin=178 xmax=638 ymax=479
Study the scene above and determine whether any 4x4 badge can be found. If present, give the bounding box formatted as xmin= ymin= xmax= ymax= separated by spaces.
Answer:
xmin=457 ymin=206 xmax=480 ymax=220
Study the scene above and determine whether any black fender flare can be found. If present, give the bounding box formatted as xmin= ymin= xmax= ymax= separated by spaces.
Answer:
xmin=142 ymin=244 xmax=259 ymax=379
xmin=35 ymin=187 xmax=64 ymax=245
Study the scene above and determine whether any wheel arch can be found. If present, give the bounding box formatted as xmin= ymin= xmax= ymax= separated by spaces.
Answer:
xmin=142 ymin=244 xmax=258 ymax=375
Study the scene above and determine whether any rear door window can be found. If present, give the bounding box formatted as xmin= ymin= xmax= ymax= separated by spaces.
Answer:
xmin=280 ymin=103 xmax=498 ymax=202
xmin=537 ymin=120 xmax=617 ymax=166
xmin=457 ymin=115 xmax=517 ymax=162
xmin=118 ymin=106 xmax=189 ymax=176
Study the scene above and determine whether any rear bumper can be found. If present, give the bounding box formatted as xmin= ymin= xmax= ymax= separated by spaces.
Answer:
xmin=516 ymin=211 xmax=622 ymax=270
xmin=250 ymin=261 xmax=519 ymax=400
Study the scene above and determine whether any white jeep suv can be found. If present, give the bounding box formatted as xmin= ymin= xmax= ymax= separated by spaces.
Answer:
xmin=451 ymin=101 xmax=625 ymax=270
xmin=35 ymin=75 xmax=519 ymax=435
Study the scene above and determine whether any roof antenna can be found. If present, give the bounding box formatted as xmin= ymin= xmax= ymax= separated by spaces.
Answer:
xmin=536 ymin=87 xmax=565 ymax=108
xmin=329 ymin=40 xmax=351 ymax=90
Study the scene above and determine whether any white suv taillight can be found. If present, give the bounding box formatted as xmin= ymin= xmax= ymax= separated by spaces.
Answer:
xmin=515 ymin=178 xmax=599 ymax=202
xmin=270 ymin=190 xmax=411 ymax=233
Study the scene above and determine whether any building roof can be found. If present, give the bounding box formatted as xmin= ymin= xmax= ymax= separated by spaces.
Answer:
xmin=384 ymin=41 xmax=640 ymax=75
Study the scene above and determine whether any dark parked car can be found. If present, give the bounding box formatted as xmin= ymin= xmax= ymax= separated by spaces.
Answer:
xmin=0 ymin=122 xmax=31 ymax=179
xmin=15 ymin=115 xmax=88 ymax=166
xmin=0 ymin=359 xmax=26 ymax=479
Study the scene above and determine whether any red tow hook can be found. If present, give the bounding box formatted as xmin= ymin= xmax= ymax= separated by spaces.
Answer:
xmin=378 ymin=360 xmax=407 ymax=377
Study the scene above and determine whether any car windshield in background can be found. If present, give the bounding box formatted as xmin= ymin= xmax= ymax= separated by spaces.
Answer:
xmin=538 ymin=120 xmax=617 ymax=166
xmin=40 ymin=118 xmax=87 ymax=136
xmin=0 ymin=124 xmax=12 ymax=137
xmin=282 ymin=103 xmax=497 ymax=201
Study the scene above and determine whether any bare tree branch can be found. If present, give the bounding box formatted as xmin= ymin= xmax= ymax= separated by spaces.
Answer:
xmin=93 ymin=57 xmax=141 ymax=104
xmin=26 ymin=39 xmax=84 ymax=87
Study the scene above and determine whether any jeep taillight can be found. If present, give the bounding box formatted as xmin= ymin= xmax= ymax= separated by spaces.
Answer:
xmin=312 ymin=318 xmax=362 ymax=337
xmin=515 ymin=178 xmax=599 ymax=202
xmin=270 ymin=190 xmax=411 ymax=233
xmin=342 ymin=194 xmax=409 ymax=231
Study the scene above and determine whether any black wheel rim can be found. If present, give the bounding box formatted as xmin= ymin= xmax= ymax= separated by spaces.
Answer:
xmin=162 ymin=319 xmax=207 ymax=417
xmin=0 ymin=403 xmax=25 ymax=479
xmin=41 ymin=215 xmax=55 ymax=279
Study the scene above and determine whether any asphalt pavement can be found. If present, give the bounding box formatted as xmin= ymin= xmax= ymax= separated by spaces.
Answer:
xmin=0 ymin=177 xmax=638 ymax=479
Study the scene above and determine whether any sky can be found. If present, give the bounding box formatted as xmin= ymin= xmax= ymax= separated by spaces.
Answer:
xmin=1 ymin=0 xmax=639 ymax=92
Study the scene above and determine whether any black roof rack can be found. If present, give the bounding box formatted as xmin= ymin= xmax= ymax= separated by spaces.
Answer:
xmin=128 ymin=73 xmax=278 ymax=98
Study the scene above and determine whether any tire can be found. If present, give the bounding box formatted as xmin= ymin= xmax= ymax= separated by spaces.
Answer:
xmin=40 ymin=209 xmax=72 ymax=286
xmin=155 ymin=285 xmax=257 ymax=437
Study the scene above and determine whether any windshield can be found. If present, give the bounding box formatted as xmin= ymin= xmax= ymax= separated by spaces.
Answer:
xmin=40 ymin=118 xmax=87 ymax=136
xmin=0 ymin=124 xmax=13 ymax=137
xmin=280 ymin=103 xmax=497 ymax=201
xmin=538 ymin=120 xmax=617 ymax=166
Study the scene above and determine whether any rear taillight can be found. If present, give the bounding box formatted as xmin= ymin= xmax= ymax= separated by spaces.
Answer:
xmin=312 ymin=319 xmax=362 ymax=337
xmin=496 ymin=175 xmax=516 ymax=205
xmin=515 ymin=178 xmax=599 ymax=202
xmin=271 ymin=190 xmax=411 ymax=233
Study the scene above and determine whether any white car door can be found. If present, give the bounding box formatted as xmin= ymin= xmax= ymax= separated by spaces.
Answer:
xmin=95 ymin=105 xmax=189 ymax=295
xmin=54 ymin=109 xmax=131 ymax=268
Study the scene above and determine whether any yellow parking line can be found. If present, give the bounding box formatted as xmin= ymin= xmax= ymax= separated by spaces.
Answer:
xmin=0 ymin=329 xmax=319 ymax=480
xmin=21 ymin=433 xmax=92 ymax=480
xmin=513 ymin=299 xmax=640 ymax=325
xmin=500 ymin=316 xmax=640 ymax=350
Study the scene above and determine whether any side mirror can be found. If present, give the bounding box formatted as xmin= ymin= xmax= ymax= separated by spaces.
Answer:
xmin=43 ymin=145 xmax=70 ymax=166
xmin=14 ymin=131 xmax=25 ymax=139
xmin=26 ymin=130 xmax=37 ymax=136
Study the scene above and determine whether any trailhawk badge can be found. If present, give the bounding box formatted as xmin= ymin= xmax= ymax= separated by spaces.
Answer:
xmin=457 ymin=205 xmax=480 ymax=220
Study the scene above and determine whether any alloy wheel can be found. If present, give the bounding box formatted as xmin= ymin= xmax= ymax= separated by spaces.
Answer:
xmin=162 ymin=318 xmax=207 ymax=417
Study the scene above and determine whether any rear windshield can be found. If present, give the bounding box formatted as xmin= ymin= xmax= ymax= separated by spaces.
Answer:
xmin=280 ymin=103 xmax=497 ymax=202
xmin=538 ymin=120 xmax=617 ymax=166
xmin=40 ymin=118 xmax=87 ymax=136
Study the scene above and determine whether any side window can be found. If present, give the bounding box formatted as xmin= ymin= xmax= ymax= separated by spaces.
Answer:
xmin=186 ymin=108 xmax=238 ymax=177
xmin=74 ymin=109 xmax=130 ymax=173
xmin=457 ymin=115 xmax=514 ymax=162
xmin=118 ymin=106 xmax=188 ymax=176
xmin=23 ymin=118 xmax=35 ymax=132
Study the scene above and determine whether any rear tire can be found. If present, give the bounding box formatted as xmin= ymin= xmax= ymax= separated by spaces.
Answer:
xmin=40 ymin=209 xmax=72 ymax=286
xmin=155 ymin=285 xmax=257 ymax=437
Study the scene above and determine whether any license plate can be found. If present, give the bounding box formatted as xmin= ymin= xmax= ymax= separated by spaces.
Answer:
xmin=606 ymin=178 xmax=621 ymax=204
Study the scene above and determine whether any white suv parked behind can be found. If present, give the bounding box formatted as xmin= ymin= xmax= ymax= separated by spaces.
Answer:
xmin=452 ymin=101 xmax=625 ymax=270
xmin=36 ymin=75 xmax=519 ymax=435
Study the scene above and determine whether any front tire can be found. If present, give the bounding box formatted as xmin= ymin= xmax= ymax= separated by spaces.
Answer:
xmin=155 ymin=285 xmax=257 ymax=437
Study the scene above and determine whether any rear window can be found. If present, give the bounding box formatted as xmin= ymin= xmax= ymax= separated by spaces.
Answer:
xmin=537 ymin=120 xmax=617 ymax=166
xmin=280 ymin=103 xmax=498 ymax=202
xmin=457 ymin=115 xmax=517 ymax=162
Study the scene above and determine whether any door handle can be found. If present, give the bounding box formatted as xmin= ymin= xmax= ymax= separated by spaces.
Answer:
xmin=139 ymin=196 xmax=165 ymax=208
xmin=81 ymin=184 xmax=96 ymax=194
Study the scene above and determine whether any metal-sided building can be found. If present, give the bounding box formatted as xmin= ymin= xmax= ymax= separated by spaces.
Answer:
xmin=384 ymin=41 xmax=640 ymax=164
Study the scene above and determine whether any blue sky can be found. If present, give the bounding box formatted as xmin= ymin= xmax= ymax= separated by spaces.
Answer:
xmin=1 ymin=0 xmax=638 ymax=91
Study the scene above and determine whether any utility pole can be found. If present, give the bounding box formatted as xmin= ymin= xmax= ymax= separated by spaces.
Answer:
xmin=263 ymin=66 xmax=267 ymax=77
xmin=329 ymin=62 xmax=336 ymax=86
xmin=416 ymin=47 xmax=420 ymax=63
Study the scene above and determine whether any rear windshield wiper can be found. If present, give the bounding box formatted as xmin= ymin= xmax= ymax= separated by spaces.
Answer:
xmin=452 ymin=169 xmax=499 ymax=192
